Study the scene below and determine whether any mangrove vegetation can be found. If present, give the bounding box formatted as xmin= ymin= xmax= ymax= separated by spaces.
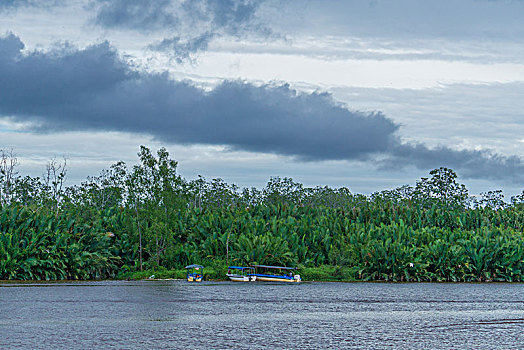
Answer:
xmin=1 ymin=147 xmax=523 ymax=281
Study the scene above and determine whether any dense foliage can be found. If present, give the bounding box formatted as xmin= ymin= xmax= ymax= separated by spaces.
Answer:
xmin=1 ymin=147 xmax=523 ymax=281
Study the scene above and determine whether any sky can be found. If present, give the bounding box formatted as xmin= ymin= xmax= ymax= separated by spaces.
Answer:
xmin=1 ymin=0 xmax=523 ymax=197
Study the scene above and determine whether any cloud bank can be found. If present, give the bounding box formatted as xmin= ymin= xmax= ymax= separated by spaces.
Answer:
xmin=1 ymin=34 xmax=523 ymax=183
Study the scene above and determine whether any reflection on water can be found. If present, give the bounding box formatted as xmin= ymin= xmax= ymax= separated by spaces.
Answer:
xmin=1 ymin=281 xmax=523 ymax=349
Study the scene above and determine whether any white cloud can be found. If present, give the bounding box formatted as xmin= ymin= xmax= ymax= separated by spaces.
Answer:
xmin=175 ymin=51 xmax=524 ymax=89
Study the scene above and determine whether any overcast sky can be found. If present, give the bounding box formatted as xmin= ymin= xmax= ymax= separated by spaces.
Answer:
xmin=1 ymin=0 xmax=523 ymax=197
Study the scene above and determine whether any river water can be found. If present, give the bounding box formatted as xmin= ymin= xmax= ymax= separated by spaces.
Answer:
xmin=1 ymin=280 xmax=523 ymax=349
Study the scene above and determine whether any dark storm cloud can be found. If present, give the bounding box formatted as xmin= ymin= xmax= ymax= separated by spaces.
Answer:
xmin=1 ymin=34 xmax=523 ymax=183
xmin=0 ymin=34 xmax=394 ymax=159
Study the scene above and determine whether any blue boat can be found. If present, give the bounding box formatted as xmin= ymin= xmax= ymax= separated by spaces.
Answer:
xmin=251 ymin=265 xmax=301 ymax=283
xmin=185 ymin=264 xmax=204 ymax=282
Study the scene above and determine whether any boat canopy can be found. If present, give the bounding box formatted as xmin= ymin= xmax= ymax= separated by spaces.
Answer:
xmin=185 ymin=264 xmax=204 ymax=269
xmin=228 ymin=266 xmax=254 ymax=270
xmin=251 ymin=265 xmax=297 ymax=270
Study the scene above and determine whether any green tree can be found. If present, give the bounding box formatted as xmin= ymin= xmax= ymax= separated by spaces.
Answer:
xmin=126 ymin=146 xmax=185 ymax=269
xmin=480 ymin=190 xmax=507 ymax=209
xmin=511 ymin=190 xmax=524 ymax=207
xmin=263 ymin=176 xmax=304 ymax=206
xmin=415 ymin=167 xmax=469 ymax=209
xmin=0 ymin=148 xmax=19 ymax=206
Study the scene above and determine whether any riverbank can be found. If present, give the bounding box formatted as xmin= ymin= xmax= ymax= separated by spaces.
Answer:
xmin=118 ymin=265 xmax=365 ymax=282
xmin=119 ymin=264 xmax=524 ymax=282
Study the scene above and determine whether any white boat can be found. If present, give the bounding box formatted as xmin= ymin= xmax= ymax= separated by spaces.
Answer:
xmin=251 ymin=265 xmax=301 ymax=283
xmin=226 ymin=266 xmax=256 ymax=282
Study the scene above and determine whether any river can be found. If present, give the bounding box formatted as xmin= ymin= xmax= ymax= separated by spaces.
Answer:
xmin=1 ymin=281 xmax=523 ymax=349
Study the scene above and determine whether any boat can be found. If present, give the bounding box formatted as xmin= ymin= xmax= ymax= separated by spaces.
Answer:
xmin=251 ymin=265 xmax=301 ymax=283
xmin=185 ymin=264 xmax=204 ymax=282
xmin=226 ymin=266 xmax=256 ymax=282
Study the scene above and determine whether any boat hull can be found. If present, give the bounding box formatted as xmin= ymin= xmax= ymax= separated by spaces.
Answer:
xmin=187 ymin=275 xmax=203 ymax=282
xmin=254 ymin=275 xmax=301 ymax=283
xmin=227 ymin=274 xmax=256 ymax=282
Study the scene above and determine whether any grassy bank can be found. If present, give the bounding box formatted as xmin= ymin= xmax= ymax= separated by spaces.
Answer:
xmin=118 ymin=265 xmax=359 ymax=282
xmin=118 ymin=266 xmax=225 ymax=281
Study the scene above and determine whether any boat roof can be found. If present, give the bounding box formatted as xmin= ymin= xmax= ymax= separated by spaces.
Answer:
xmin=251 ymin=265 xmax=298 ymax=270
xmin=228 ymin=266 xmax=254 ymax=270
xmin=185 ymin=264 xmax=204 ymax=269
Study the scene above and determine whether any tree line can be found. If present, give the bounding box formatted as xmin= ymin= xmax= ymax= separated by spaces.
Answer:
xmin=1 ymin=146 xmax=523 ymax=281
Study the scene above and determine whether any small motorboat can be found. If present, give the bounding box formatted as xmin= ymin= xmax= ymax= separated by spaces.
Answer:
xmin=185 ymin=264 xmax=204 ymax=282
xmin=251 ymin=265 xmax=301 ymax=283
xmin=226 ymin=266 xmax=256 ymax=282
